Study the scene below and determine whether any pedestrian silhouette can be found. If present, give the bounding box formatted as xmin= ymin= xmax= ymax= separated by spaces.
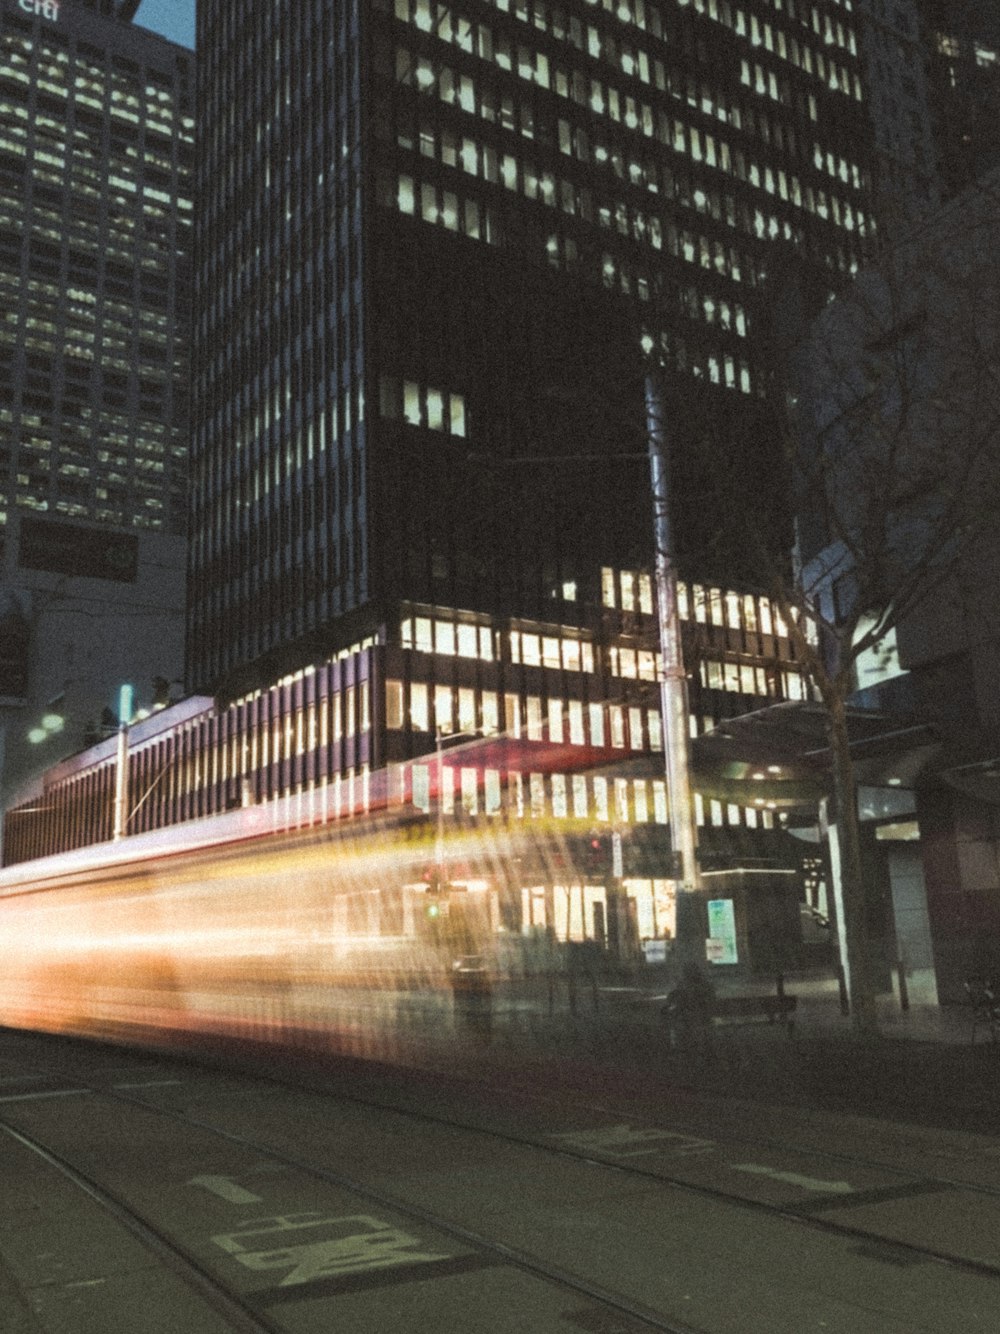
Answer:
xmin=666 ymin=962 xmax=715 ymax=1057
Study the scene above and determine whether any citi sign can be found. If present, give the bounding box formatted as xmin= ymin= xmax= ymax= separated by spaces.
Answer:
xmin=19 ymin=0 xmax=60 ymax=17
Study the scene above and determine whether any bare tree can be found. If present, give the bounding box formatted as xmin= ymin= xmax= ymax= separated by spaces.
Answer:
xmin=707 ymin=174 xmax=1000 ymax=1035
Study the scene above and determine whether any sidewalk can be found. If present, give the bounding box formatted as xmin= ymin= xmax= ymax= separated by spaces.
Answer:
xmin=481 ymin=969 xmax=1000 ymax=1135
xmin=723 ymin=967 xmax=976 ymax=1044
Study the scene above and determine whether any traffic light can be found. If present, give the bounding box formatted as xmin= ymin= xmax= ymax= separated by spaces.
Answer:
xmin=424 ymin=872 xmax=445 ymax=918
xmin=584 ymin=833 xmax=611 ymax=877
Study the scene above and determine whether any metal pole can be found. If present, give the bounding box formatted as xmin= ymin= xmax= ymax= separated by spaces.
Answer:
xmin=644 ymin=370 xmax=700 ymax=897
xmin=112 ymin=683 xmax=133 ymax=843
xmin=435 ymin=727 xmax=444 ymax=884
xmin=112 ymin=721 xmax=129 ymax=841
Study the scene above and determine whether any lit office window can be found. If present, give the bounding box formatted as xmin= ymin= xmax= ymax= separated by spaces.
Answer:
xmin=526 ymin=696 xmax=543 ymax=740
xmin=434 ymin=684 xmax=453 ymax=732
xmin=386 ymin=681 xmax=404 ymax=729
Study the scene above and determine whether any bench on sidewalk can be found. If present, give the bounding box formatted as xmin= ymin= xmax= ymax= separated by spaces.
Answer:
xmin=712 ymin=993 xmax=798 ymax=1035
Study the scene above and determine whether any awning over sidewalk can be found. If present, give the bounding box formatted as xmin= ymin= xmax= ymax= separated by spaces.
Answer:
xmin=692 ymin=701 xmax=940 ymax=806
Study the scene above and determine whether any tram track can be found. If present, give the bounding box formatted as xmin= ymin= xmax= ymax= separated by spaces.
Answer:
xmin=0 ymin=1076 xmax=702 ymax=1334
xmin=0 ymin=1114 xmax=280 ymax=1334
xmin=295 ymin=1056 xmax=1000 ymax=1204
xmin=21 ymin=1044 xmax=1000 ymax=1290
xmin=4 ymin=1033 xmax=1000 ymax=1332
xmin=103 ymin=1068 xmax=1000 ymax=1286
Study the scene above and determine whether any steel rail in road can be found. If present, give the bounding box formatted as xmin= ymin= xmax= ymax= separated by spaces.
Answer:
xmin=0 ymin=1078 xmax=699 ymax=1334
xmin=55 ymin=1059 xmax=1000 ymax=1291
xmin=95 ymin=1057 xmax=1000 ymax=1287
xmin=0 ymin=1115 xmax=280 ymax=1334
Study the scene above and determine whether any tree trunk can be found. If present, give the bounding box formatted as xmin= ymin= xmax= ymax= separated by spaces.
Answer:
xmin=827 ymin=693 xmax=880 ymax=1038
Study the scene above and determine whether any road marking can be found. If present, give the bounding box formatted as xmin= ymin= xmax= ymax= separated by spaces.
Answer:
xmin=733 ymin=1162 xmax=853 ymax=1194
xmin=190 ymin=1175 xmax=265 ymax=1204
xmin=803 ymin=1179 xmax=947 ymax=1214
xmin=0 ymin=1088 xmax=87 ymax=1103
xmin=113 ymin=1080 xmax=184 ymax=1090
xmin=552 ymin=1124 xmax=715 ymax=1158
xmin=213 ymin=1212 xmax=449 ymax=1287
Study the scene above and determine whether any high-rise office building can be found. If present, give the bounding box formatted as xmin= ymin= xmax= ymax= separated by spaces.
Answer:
xmin=855 ymin=0 xmax=937 ymax=224
xmin=918 ymin=0 xmax=1000 ymax=199
xmin=191 ymin=0 xmax=876 ymax=699
xmin=0 ymin=0 xmax=192 ymax=818
xmin=0 ymin=0 xmax=193 ymax=547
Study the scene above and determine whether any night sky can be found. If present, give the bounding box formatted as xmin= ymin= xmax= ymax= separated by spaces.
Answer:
xmin=132 ymin=0 xmax=195 ymax=48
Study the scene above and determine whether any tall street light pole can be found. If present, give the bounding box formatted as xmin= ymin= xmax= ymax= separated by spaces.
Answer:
xmin=475 ymin=363 xmax=703 ymax=936
xmin=644 ymin=369 xmax=701 ymax=907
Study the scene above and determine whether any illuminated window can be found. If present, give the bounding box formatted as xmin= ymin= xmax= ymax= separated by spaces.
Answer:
xmin=609 ymin=706 xmax=625 ymax=748
xmin=482 ymin=691 xmax=499 ymax=733
xmin=413 ymin=617 xmax=433 ymax=652
xmin=450 ymin=394 xmax=467 ymax=436
xmin=435 ymin=620 xmax=456 ymax=655
xmin=504 ymin=693 xmax=521 ymax=737
xmin=404 ymin=381 xmax=421 ymax=426
xmin=526 ymin=696 xmax=543 ymax=740
xmin=459 ymin=687 xmax=476 ymax=731
xmin=434 ymin=684 xmax=453 ymax=732
xmin=461 ymin=767 xmax=478 ymax=815
xmin=634 ymin=781 xmax=649 ymax=823
xmin=601 ymin=567 xmax=616 ymax=608
xmin=629 ymin=707 xmax=644 ymax=749
xmin=563 ymin=640 xmax=581 ymax=672
xmin=548 ymin=699 xmax=563 ymax=741
xmin=568 ymin=700 xmax=584 ymax=744
xmin=594 ymin=776 xmax=609 ymax=821
xmin=457 ymin=624 xmax=478 ymax=658
xmin=386 ymin=680 xmax=404 ymax=729
xmin=589 ymin=703 xmax=605 ymax=747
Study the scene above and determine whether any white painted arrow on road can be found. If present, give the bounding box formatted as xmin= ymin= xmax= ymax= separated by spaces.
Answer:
xmin=732 ymin=1163 xmax=853 ymax=1194
xmin=189 ymin=1175 xmax=264 ymax=1204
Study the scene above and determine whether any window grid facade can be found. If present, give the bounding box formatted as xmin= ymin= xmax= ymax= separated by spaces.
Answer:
xmin=5 ymin=589 xmax=808 ymax=864
xmin=190 ymin=0 xmax=877 ymax=700
xmin=0 ymin=3 xmax=193 ymax=549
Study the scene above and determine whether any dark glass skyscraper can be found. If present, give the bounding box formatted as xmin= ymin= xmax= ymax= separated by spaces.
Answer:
xmin=919 ymin=0 xmax=1000 ymax=199
xmin=191 ymin=0 xmax=875 ymax=699
xmin=0 ymin=0 xmax=193 ymax=546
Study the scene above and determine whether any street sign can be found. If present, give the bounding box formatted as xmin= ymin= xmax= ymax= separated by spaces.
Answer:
xmin=706 ymin=897 xmax=738 ymax=965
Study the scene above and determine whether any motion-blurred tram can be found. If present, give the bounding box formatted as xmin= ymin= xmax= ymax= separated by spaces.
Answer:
xmin=0 ymin=792 xmax=630 ymax=1062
